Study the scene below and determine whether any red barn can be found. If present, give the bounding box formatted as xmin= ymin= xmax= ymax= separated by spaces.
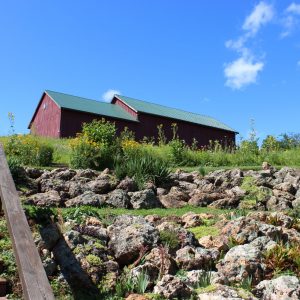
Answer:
xmin=29 ymin=90 xmax=237 ymax=147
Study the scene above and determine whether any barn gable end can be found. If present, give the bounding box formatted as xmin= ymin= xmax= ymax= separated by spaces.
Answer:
xmin=29 ymin=93 xmax=61 ymax=138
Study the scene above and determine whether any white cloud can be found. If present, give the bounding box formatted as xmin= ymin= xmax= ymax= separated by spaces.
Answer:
xmin=281 ymin=3 xmax=300 ymax=37
xmin=286 ymin=2 xmax=300 ymax=15
xmin=224 ymin=2 xmax=271 ymax=89
xmin=102 ymin=89 xmax=120 ymax=102
xmin=224 ymin=57 xmax=264 ymax=89
xmin=242 ymin=2 xmax=274 ymax=36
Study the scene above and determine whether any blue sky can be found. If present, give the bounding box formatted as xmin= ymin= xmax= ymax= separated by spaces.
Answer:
xmin=0 ymin=1 xmax=299 ymax=141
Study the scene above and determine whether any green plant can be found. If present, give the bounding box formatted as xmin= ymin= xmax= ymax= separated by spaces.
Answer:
xmin=135 ymin=270 xmax=150 ymax=294
xmin=159 ymin=229 xmax=179 ymax=250
xmin=86 ymin=254 xmax=102 ymax=266
xmin=82 ymin=118 xmax=117 ymax=146
xmin=196 ymin=271 xmax=212 ymax=289
xmin=157 ymin=124 xmax=167 ymax=146
xmin=115 ymin=268 xmax=136 ymax=297
xmin=239 ymin=275 xmax=253 ymax=291
xmin=114 ymin=150 xmax=170 ymax=190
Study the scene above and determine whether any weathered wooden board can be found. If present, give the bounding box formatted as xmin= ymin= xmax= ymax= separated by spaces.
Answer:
xmin=0 ymin=145 xmax=55 ymax=300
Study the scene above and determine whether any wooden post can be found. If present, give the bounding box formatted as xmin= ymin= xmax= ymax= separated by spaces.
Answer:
xmin=0 ymin=144 xmax=55 ymax=300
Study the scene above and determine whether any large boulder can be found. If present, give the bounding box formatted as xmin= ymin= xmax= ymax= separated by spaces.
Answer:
xmin=198 ymin=284 xmax=256 ymax=300
xmin=216 ymin=244 xmax=264 ymax=284
xmin=26 ymin=190 xmax=62 ymax=207
xmin=106 ymin=189 xmax=131 ymax=208
xmin=221 ymin=216 xmax=282 ymax=244
xmin=175 ymin=246 xmax=219 ymax=271
xmin=65 ymin=191 xmax=107 ymax=207
xmin=87 ymin=179 xmax=112 ymax=194
xmin=153 ymin=275 xmax=192 ymax=299
xmin=159 ymin=186 xmax=189 ymax=208
xmin=130 ymin=189 xmax=160 ymax=209
xmin=117 ymin=177 xmax=138 ymax=192
xmin=107 ymin=215 xmax=159 ymax=265
xmin=254 ymin=275 xmax=300 ymax=300
xmin=145 ymin=247 xmax=178 ymax=275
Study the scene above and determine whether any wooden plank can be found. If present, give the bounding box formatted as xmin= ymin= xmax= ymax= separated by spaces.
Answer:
xmin=0 ymin=145 xmax=55 ymax=300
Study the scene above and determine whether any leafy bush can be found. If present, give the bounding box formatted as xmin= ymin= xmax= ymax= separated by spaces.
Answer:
xmin=4 ymin=134 xmax=54 ymax=166
xmin=70 ymin=119 xmax=119 ymax=170
xmin=82 ymin=118 xmax=117 ymax=146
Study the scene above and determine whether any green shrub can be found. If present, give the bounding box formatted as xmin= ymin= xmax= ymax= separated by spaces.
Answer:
xmin=159 ymin=229 xmax=180 ymax=250
xmin=114 ymin=150 xmax=170 ymax=190
xmin=7 ymin=156 xmax=24 ymax=183
xmin=82 ymin=118 xmax=116 ymax=146
xmin=4 ymin=134 xmax=54 ymax=167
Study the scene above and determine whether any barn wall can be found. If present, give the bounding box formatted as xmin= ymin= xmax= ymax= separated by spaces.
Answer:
xmin=60 ymin=109 xmax=235 ymax=146
xmin=60 ymin=109 xmax=138 ymax=138
xmin=135 ymin=113 xmax=236 ymax=147
xmin=113 ymin=99 xmax=138 ymax=118
xmin=30 ymin=94 xmax=61 ymax=138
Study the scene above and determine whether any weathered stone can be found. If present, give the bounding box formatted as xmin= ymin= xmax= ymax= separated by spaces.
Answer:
xmin=181 ymin=212 xmax=203 ymax=228
xmin=74 ymin=169 xmax=99 ymax=179
xmin=108 ymin=215 xmax=159 ymax=265
xmin=266 ymin=196 xmax=292 ymax=211
xmin=175 ymin=246 xmax=219 ymax=270
xmin=106 ymin=189 xmax=130 ymax=208
xmin=254 ymin=275 xmax=300 ymax=300
xmin=159 ymin=187 xmax=189 ymax=208
xmin=145 ymin=247 xmax=178 ymax=275
xmin=65 ymin=191 xmax=107 ymax=207
xmin=153 ymin=275 xmax=192 ymax=299
xmin=188 ymin=192 xmax=227 ymax=207
xmin=25 ymin=167 xmax=44 ymax=179
xmin=26 ymin=190 xmax=62 ymax=207
xmin=117 ymin=176 xmax=138 ymax=192
xmin=130 ymin=189 xmax=160 ymax=209
xmin=178 ymin=172 xmax=194 ymax=183
xmin=221 ymin=217 xmax=282 ymax=244
xmin=216 ymin=244 xmax=264 ymax=284
xmin=198 ymin=284 xmax=256 ymax=300
xmin=87 ymin=179 xmax=111 ymax=194
xmin=208 ymin=196 xmax=240 ymax=209
xmin=198 ymin=235 xmax=228 ymax=252
xmin=64 ymin=230 xmax=86 ymax=249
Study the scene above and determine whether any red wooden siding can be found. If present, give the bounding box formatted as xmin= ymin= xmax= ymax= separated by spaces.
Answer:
xmin=134 ymin=112 xmax=235 ymax=147
xmin=60 ymin=109 xmax=138 ymax=138
xmin=29 ymin=94 xmax=61 ymax=138
xmin=112 ymin=98 xmax=138 ymax=118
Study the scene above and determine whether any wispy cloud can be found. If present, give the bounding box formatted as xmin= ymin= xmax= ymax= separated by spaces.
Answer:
xmin=286 ymin=2 xmax=300 ymax=14
xmin=224 ymin=2 xmax=273 ymax=89
xmin=242 ymin=2 xmax=274 ymax=36
xmin=102 ymin=89 xmax=120 ymax=102
xmin=281 ymin=2 xmax=300 ymax=37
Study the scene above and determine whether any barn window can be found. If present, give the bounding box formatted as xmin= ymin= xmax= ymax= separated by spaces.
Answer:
xmin=43 ymin=103 xmax=48 ymax=110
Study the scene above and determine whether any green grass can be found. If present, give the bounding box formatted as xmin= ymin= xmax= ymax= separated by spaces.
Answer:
xmin=188 ymin=225 xmax=220 ymax=239
xmin=2 ymin=134 xmax=300 ymax=170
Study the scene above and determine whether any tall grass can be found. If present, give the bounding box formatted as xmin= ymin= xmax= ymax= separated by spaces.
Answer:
xmin=2 ymin=134 xmax=300 ymax=169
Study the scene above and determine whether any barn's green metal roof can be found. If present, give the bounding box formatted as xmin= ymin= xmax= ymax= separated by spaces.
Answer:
xmin=45 ymin=90 xmax=138 ymax=122
xmin=115 ymin=95 xmax=236 ymax=133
